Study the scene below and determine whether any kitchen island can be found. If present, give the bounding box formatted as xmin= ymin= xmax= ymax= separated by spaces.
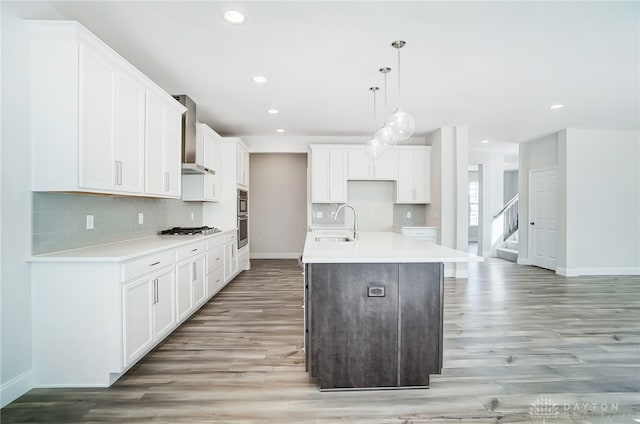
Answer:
xmin=301 ymin=231 xmax=482 ymax=390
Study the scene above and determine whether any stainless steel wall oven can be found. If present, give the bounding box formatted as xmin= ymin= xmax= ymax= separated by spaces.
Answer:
xmin=238 ymin=189 xmax=248 ymax=248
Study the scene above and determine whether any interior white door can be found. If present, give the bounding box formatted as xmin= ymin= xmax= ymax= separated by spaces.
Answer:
xmin=530 ymin=169 xmax=558 ymax=270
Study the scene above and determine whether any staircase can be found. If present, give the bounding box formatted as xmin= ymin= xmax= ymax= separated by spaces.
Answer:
xmin=497 ymin=232 xmax=519 ymax=262
xmin=494 ymin=194 xmax=519 ymax=262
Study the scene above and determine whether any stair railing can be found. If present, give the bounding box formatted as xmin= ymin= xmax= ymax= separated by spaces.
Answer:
xmin=493 ymin=193 xmax=519 ymax=241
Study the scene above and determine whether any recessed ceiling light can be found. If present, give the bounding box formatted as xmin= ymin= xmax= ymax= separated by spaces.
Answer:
xmin=267 ymin=109 xmax=279 ymax=114
xmin=275 ymin=129 xmax=285 ymax=133
xmin=222 ymin=10 xmax=246 ymax=25
xmin=252 ymin=75 xmax=267 ymax=84
xmin=480 ymin=139 xmax=489 ymax=143
xmin=550 ymin=104 xmax=564 ymax=110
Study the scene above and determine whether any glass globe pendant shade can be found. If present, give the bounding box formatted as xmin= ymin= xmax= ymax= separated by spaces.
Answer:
xmin=388 ymin=107 xmax=415 ymax=141
xmin=365 ymin=136 xmax=386 ymax=160
xmin=375 ymin=125 xmax=399 ymax=147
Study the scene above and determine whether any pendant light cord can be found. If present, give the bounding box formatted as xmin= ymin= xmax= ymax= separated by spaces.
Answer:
xmin=384 ymin=72 xmax=388 ymax=124
xmin=397 ymin=48 xmax=401 ymax=107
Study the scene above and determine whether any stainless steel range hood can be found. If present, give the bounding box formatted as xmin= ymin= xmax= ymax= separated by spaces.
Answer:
xmin=172 ymin=95 xmax=215 ymax=175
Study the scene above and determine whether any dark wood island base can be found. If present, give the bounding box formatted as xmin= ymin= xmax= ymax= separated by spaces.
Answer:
xmin=304 ymin=262 xmax=444 ymax=390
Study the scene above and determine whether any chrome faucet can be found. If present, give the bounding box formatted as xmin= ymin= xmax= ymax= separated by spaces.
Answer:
xmin=332 ymin=203 xmax=359 ymax=240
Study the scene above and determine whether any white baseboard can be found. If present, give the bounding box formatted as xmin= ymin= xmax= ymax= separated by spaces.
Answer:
xmin=517 ymin=257 xmax=531 ymax=265
xmin=250 ymin=252 xmax=301 ymax=259
xmin=557 ymin=266 xmax=640 ymax=277
xmin=1 ymin=369 xmax=32 ymax=408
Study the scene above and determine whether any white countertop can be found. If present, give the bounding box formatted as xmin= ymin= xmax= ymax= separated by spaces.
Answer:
xmin=30 ymin=227 xmax=236 ymax=263
xmin=302 ymin=231 xmax=483 ymax=264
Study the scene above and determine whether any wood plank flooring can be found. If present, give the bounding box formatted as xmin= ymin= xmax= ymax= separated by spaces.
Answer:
xmin=2 ymin=258 xmax=639 ymax=423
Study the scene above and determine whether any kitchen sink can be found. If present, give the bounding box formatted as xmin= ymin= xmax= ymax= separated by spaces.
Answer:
xmin=314 ymin=236 xmax=353 ymax=243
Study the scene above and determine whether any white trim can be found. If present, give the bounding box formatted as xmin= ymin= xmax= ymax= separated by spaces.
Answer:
xmin=250 ymin=252 xmax=301 ymax=259
xmin=557 ymin=267 xmax=640 ymax=277
xmin=1 ymin=370 xmax=33 ymax=408
xmin=517 ymin=257 xmax=531 ymax=265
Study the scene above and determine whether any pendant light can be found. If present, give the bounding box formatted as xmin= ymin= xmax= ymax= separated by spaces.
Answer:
xmin=374 ymin=67 xmax=399 ymax=147
xmin=387 ymin=40 xmax=415 ymax=141
xmin=365 ymin=86 xmax=385 ymax=160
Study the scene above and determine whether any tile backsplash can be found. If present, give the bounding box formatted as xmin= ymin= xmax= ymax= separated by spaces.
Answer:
xmin=393 ymin=204 xmax=426 ymax=226
xmin=32 ymin=192 xmax=203 ymax=254
xmin=310 ymin=203 xmax=345 ymax=226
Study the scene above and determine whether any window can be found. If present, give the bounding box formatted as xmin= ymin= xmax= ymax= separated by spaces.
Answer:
xmin=469 ymin=176 xmax=479 ymax=226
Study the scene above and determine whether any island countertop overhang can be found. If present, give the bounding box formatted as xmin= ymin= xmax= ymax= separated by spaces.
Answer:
xmin=302 ymin=231 xmax=484 ymax=264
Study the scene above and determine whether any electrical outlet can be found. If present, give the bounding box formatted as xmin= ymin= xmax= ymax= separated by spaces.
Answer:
xmin=138 ymin=213 xmax=144 ymax=225
xmin=406 ymin=210 xmax=412 ymax=219
xmin=86 ymin=215 xmax=94 ymax=230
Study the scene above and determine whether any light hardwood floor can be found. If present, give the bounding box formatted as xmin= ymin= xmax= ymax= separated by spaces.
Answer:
xmin=2 ymin=259 xmax=639 ymax=423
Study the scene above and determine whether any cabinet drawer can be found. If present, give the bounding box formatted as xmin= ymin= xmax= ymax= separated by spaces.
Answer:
xmin=122 ymin=250 xmax=175 ymax=282
xmin=206 ymin=268 xmax=225 ymax=298
xmin=207 ymin=246 xmax=224 ymax=274
xmin=176 ymin=241 xmax=206 ymax=261
xmin=402 ymin=228 xmax=438 ymax=240
xmin=205 ymin=234 xmax=224 ymax=250
xmin=224 ymin=232 xmax=237 ymax=243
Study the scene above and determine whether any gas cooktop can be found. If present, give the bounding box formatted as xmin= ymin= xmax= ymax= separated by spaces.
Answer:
xmin=160 ymin=226 xmax=221 ymax=236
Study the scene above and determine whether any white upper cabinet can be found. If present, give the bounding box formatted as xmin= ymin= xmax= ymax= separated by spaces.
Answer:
xmin=144 ymin=96 xmax=182 ymax=198
xmin=182 ymin=123 xmax=221 ymax=202
xmin=77 ymin=44 xmax=117 ymax=191
xmin=311 ymin=145 xmax=347 ymax=203
xmin=237 ymin=143 xmax=249 ymax=187
xmin=396 ymin=147 xmax=431 ymax=204
xmin=115 ymin=71 xmax=146 ymax=193
xmin=348 ymin=148 xmax=398 ymax=180
xmin=28 ymin=21 xmax=185 ymax=198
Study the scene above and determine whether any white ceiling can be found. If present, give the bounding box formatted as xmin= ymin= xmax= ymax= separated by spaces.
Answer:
xmin=11 ymin=1 xmax=640 ymax=159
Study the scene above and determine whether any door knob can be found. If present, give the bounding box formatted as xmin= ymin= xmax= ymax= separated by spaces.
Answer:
xmin=530 ymin=222 xmax=535 ymax=225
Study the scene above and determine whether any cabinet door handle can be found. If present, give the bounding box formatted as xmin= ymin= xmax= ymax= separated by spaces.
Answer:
xmin=149 ymin=261 xmax=160 ymax=267
xmin=413 ymin=188 xmax=416 ymax=200
xmin=191 ymin=248 xmax=198 ymax=252
xmin=192 ymin=262 xmax=197 ymax=280
xmin=153 ymin=278 xmax=158 ymax=304
xmin=164 ymin=172 xmax=170 ymax=191
xmin=114 ymin=160 xmax=119 ymax=185
xmin=117 ymin=161 xmax=123 ymax=185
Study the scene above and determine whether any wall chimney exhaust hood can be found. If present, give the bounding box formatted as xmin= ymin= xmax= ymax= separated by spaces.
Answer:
xmin=172 ymin=95 xmax=215 ymax=176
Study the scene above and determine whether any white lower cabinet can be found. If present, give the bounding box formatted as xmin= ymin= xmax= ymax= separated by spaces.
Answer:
xmin=395 ymin=226 xmax=438 ymax=243
xmin=176 ymin=241 xmax=206 ymax=323
xmin=122 ymin=265 xmax=175 ymax=367
xmin=30 ymin=230 xmax=245 ymax=387
xmin=206 ymin=236 xmax=226 ymax=297
xmin=224 ymin=241 xmax=238 ymax=283
xmin=238 ymin=245 xmax=250 ymax=271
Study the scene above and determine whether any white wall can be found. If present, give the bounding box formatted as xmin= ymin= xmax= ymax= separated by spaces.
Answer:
xmin=518 ymin=133 xmax=559 ymax=264
xmin=427 ymin=127 xmax=469 ymax=277
xmin=469 ymin=151 xmax=505 ymax=257
xmin=1 ymin=3 xmax=37 ymax=406
xmin=504 ymin=170 xmax=519 ymax=204
xmin=520 ymin=129 xmax=639 ymax=275
xmin=249 ymin=154 xmax=308 ymax=259
xmin=559 ymin=129 xmax=640 ymax=275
